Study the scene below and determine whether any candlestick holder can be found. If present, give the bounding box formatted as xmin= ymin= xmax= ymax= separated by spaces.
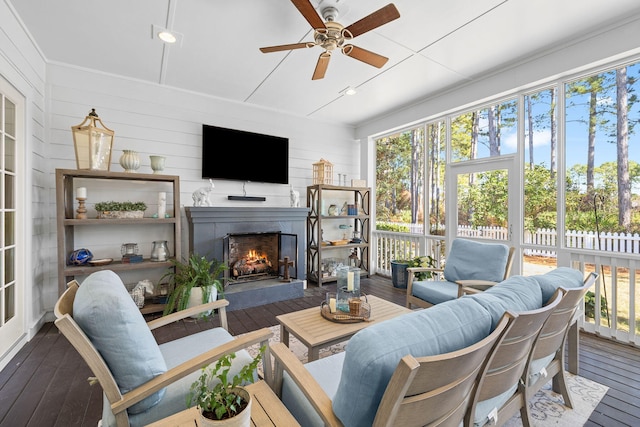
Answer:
xmin=76 ymin=197 xmax=87 ymax=219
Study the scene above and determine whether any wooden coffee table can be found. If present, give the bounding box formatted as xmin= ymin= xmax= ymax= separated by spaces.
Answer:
xmin=276 ymin=295 xmax=412 ymax=362
xmin=145 ymin=380 xmax=300 ymax=426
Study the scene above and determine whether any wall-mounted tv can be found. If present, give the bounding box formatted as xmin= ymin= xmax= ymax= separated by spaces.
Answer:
xmin=201 ymin=124 xmax=289 ymax=184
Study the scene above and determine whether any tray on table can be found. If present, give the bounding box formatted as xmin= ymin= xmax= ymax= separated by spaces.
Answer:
xmin=320 ymin=296 xmax=371 ymax=323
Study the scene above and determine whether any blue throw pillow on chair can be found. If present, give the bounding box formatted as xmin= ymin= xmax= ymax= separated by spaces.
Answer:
xmin=443 ymin=239 xmax=510 ymax=283
xmin=73 ymin=270 xmax=167 ymax=414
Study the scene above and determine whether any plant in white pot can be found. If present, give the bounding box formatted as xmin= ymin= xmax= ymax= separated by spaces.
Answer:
xmin=188 ymin=347 xmax=265 ymax=426
xmin=162 ymin=253 xmax=226 ymax=317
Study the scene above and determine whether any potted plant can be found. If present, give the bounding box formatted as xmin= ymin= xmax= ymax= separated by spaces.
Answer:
xmin=94 ymin=200 xmax=147 ymax=219
xmin=162 ymin=253 xmax=227 ymax=317
xmin=188 ymin=347 xmax=265 ymax=426
xmin=390 ymin=255 xmax=437 ymax=288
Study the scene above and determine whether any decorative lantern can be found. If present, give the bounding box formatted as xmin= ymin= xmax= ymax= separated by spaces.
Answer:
xmin=313 ymin=158 xmax=334 ymax=185
xmin=71 ymin=108 xmax=114 ymax=171
xmin=349 ymin=248 xmax=360 ymax=267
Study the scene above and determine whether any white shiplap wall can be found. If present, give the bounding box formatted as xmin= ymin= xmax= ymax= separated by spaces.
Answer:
xmin=43 ymin=63 xmax=359 ymax=308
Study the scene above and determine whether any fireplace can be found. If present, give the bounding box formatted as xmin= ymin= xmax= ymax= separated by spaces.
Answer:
xmin=224 ymin=232 xmax=298 ymax=283
xmin=185 ymin=206 xmax=309 ymax=310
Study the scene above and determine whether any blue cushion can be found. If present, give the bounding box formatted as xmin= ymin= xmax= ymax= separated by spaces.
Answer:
xmin=332 ymin=298 xmax=493 ymax=427
xmin=281 ymin=352 xmax=346 ymax=427
xmin=411 ymin=280 xmax=459 ymax=305
xmin=467 ymin=275 xmax=543 ymax=327
xmin=443 ymin=239 xmax=510 ymax=283
xmin=73 ymin=270 xmax=167 ymax=415
xmin=531 ymin=267 xmax=585 ymax=304
xmin=473 ymin=384 xmax=518 ymax=426
xmin=106 ymin=328 xmax=257 ymax=427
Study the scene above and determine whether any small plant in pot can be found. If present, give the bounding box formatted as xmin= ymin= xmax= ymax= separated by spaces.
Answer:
xmin=162 ymin=253 xmax=226 ymax=317
xmin=188 ymin=347 xmax=265 ymax=426
xmin=391 ymin=255 xmax=438 ymax=288
xmin=94 ymin=201 xmax=147 ymax=219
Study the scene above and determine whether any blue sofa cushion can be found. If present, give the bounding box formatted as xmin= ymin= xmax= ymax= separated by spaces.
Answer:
xmin=411 ymin=279 xmax=459 ymax=305
xmin=467 ymin=275 xmax=543 ymax=328
xmin=332 ymin=297 xmax=493 ymax=427
xmin=73 ymin=270 xmax=167 ymax=414
xmin=531 ymin=267 xmax=585 ymax=304
xmin=443 ymin=239 xmax=510 ymax=283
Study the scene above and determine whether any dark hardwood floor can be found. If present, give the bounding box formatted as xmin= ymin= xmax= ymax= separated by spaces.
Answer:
xmin=0 ymin=275 xmax=638 ymax=426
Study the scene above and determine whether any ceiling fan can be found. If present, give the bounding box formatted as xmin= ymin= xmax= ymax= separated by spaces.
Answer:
xmin=260 ymin=0 xmax=400 ymax=80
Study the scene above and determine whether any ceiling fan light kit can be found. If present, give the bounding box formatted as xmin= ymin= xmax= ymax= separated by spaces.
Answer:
xmin=260 ymin=0 xmax=400 ymax=80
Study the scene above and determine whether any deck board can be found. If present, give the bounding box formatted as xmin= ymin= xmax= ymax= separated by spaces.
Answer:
xmin=0 ymin=275 xmax=638 ymax=427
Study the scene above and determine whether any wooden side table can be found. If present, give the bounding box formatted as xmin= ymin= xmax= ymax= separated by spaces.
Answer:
xmin=145 ymin=380 xmax=300 ymax=426
xmin=276 ymin=295 xmax=412 ymax=361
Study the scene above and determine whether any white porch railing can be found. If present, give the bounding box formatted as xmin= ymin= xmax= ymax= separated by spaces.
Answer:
xmin=569 ymin=251 xmax=638 ymax=346
xmin=377 ymin=222 xmax=640 ymax=255
xmin=371 ymin=228 xmax=640 ymax=347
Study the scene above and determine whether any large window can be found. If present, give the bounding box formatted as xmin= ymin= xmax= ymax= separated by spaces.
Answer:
xmin=451 ymin=99 xmax=518 ymax=162
xmin=523 ymin=87 xmax=559 ymax=265
xmin=426 ymin=121 xmax=446 ymax=235
xmin=564 ymin=63 xmax=640 ymax=237
xmin=374 ymin=58 xmax=640 ymax=337
xmin=375 ymin=126 xmax=425 ymax=233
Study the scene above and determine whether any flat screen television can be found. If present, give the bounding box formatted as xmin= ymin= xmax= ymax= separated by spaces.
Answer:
xmin=201 ymin=124 xmax=289 ymax=184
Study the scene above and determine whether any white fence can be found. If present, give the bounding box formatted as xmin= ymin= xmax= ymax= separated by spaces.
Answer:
xmin=377 ymin=222 xmax=640 ymax=256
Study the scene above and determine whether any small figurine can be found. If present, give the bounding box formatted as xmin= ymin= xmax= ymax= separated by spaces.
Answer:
xmin=290 ymin=185 xmax=300 ymax=207
xmin=193 ymin=179 xmax=215 ymax=207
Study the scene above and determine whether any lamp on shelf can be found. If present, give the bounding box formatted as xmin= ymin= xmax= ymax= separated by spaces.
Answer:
xmin=71 ymin=108 xmax=114 ymax=171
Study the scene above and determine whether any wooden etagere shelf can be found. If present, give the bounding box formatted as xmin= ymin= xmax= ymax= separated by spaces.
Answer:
xmin=55 ymin=169 xmax=181 ymax=302
xmin=306 ymin=184 xmax=371 ymax=287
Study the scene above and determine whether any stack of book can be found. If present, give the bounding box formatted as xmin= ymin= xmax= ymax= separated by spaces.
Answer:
xmin=122 ymin=254 xmax=144 ymax=263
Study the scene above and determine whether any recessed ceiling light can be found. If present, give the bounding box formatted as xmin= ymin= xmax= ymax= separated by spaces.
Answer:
xmin=341 ymin=86 xmax=357 ymax=96
xmin=158 ymin=31 xmax=177 ymax=44
xmin=152 ymin=24 xmax=183 ymax=46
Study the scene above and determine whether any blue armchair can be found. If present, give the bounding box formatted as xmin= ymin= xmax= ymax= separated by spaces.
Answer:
xmin=406 ymin=238 xmax=514 ymax=308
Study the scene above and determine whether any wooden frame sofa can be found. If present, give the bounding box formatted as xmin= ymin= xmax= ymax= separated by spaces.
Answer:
xmin=268 ymin=267 xmax=590 ymax=427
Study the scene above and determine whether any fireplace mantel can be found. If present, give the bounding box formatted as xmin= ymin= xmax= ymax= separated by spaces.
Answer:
xmin=185 ymin=206 xmax=309 ymax=281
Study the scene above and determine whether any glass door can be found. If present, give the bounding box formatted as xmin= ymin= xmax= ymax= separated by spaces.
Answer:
xmin=0 ymin=77 xmax=24 ymax=367
xmin=446 ymin=155 xmax=521 ymax=274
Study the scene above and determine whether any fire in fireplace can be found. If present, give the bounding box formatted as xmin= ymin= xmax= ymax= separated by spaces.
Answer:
xmin=223 ymin=232 xmax=298 ymax=284
xmin=233 ymin=249 xmax=274 ymax=278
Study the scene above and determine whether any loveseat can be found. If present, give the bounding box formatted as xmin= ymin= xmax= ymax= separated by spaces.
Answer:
xmin=272 ymin=267 xmax=585 ymax=427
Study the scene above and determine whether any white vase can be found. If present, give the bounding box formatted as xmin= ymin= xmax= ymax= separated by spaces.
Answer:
xmin=119 ymin=150 xmax=140 ymax=173
xmin=197 ymin=387 xmax=252 ymax=427
xmin=150 ymin=155 xmax=166 ymax=174
xmin=187 ymin=286 xmax=217 ymax=319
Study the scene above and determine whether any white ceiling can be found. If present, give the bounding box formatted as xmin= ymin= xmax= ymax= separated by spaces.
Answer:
xmin=11 ymin=0 xmax=640 ymax=127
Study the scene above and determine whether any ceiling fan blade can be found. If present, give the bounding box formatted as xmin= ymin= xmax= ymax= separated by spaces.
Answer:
xmin=291 ymin=0 xmax=326 ymax=29
xmin=342 ymin=45 xmax=388 ymax=68
xmin=312 ymin=52 xmax=331 ymax=80
xmin=343 ymin=3 xmax=400 ymax=38
xmin=260 ymin=43 xmax=312 ymax=53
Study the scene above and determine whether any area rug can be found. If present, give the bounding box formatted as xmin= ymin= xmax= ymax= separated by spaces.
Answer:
xmin=246 ymin=325 xmax=608 ymax=426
